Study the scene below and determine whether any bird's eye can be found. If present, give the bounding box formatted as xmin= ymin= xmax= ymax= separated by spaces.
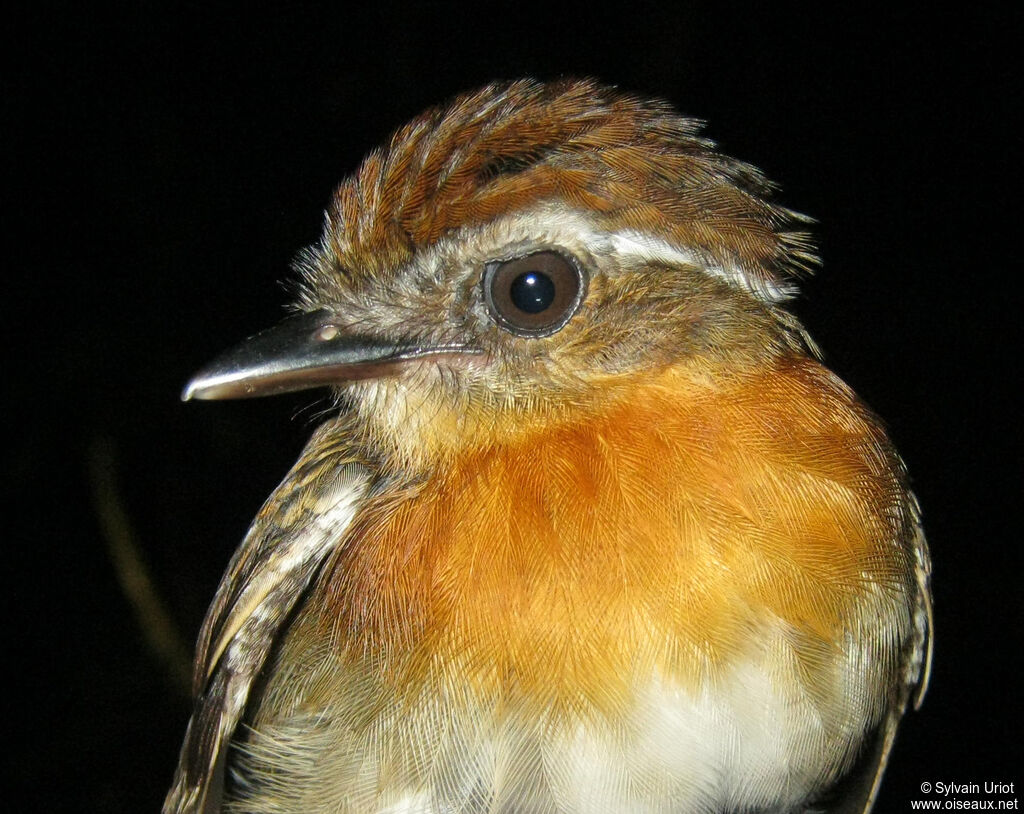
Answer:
xmin=483 ymin=251 xmax=586 ymax=337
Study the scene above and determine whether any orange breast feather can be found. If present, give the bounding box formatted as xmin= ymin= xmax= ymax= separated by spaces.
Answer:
xmin=306 ymin=355 xmax=912 ymax=718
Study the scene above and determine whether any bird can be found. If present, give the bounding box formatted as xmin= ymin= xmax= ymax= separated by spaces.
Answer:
xmin=164 ymin=78 xmax=932 ymax=814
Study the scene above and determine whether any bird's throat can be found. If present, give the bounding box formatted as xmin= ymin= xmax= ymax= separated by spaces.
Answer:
xmin=307 ymin=354 xmax=915 ymax=713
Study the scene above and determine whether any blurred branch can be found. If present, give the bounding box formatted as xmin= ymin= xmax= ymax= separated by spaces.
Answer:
xmin=88 ymin=437 xmax=192 ymax=695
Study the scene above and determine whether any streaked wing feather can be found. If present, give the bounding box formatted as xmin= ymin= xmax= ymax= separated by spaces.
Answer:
xmin=163 ymin=420 xmax=372 ymax=814
xmin=821 ymin=505 xmax=933 ymax=814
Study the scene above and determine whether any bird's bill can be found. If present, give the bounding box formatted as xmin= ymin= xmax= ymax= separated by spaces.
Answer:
xmin=182 ymin=309 xmax=471 ymax=400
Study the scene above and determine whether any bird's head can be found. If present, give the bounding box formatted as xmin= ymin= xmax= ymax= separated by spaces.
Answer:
xmin=185 ymin=79 xmax=817 ymax=469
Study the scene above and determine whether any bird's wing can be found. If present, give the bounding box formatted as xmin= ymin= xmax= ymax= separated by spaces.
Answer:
xmin=819 ymin=505 xmax=934 ymax=814
xmin=163 ymin=419 xmax=373 ymax=814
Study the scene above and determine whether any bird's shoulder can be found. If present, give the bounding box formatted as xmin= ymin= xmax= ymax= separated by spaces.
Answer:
xmin=163 ymin=419 xmax=377 ymax=814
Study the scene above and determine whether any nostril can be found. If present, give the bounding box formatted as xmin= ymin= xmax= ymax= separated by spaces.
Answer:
xmin=316 ymin=325 xmax=341 ymax=342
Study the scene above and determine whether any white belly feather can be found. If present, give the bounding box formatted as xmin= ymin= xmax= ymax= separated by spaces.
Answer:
xmin=228 ymin=605 xmax=899 ymax=814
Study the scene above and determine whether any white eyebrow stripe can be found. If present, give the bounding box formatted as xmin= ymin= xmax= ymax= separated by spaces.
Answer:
xmin=413 ymin=205 xmax=797 ymax=306
xmin=608 ymin=229 xmax=797 ymax=303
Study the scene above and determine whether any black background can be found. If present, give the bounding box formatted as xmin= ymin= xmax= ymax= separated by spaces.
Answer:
xmin=7 ymin=4 xmax=1017 ymax=812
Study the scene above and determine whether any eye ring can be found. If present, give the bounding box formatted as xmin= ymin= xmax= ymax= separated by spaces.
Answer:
xmin=483 ymin=250 xmax=587 ymax=337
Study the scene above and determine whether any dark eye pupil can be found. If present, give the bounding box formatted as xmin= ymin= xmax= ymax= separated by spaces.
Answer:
xmin=509 ymin=271 xmax=555 ymax=314
xmin=483 ymin=250 xmax=586 ymax=337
